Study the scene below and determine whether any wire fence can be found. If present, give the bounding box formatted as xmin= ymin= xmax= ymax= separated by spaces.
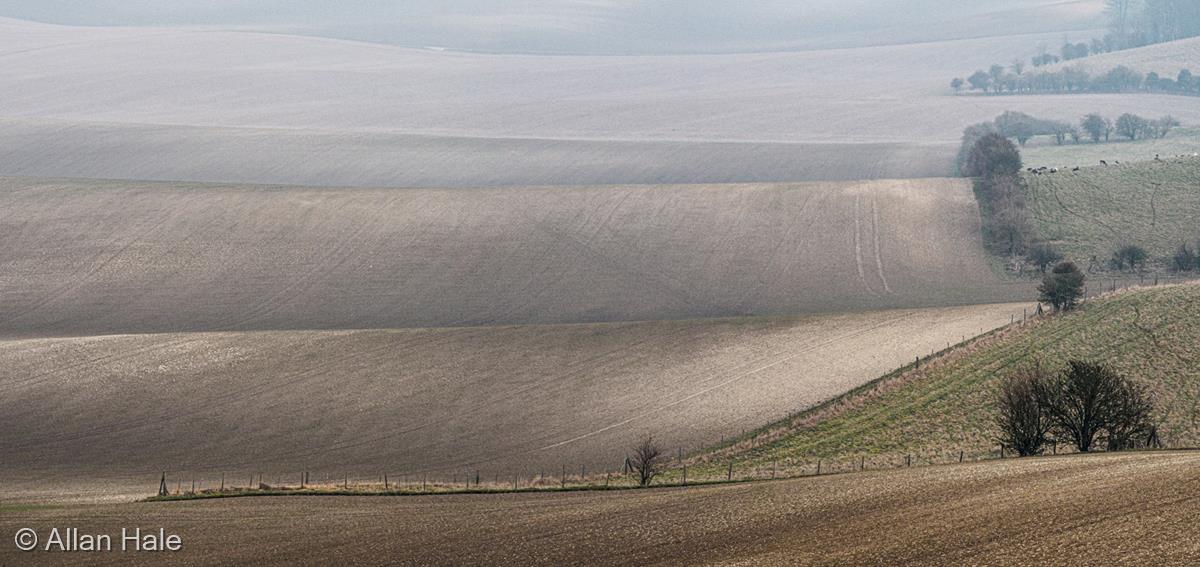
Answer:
xmin=150 ymin=442 xmax=1194 ymax=500
xmin=150 ymin=276 xmax=1199 ymax=500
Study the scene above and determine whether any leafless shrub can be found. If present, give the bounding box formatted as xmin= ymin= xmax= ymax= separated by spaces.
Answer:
xmin=631 ymin=435 xmax=665 ymax=487
xmin=1033 ymin=360 xmax=1158 ymax=453
xmin=996 ymin=363 xmax=1053 ymax=456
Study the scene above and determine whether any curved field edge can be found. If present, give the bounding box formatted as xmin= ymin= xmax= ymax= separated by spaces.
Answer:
xmin=686 ymin=283 xmax=1200 ymax=476
xmin=0 ymin=302 xmax=1032 ymax=504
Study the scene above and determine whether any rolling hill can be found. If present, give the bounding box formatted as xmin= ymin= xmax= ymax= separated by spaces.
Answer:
xmin=691 ymin=283 xmax=1200 ymax=475
xmin=0 ymin=176 xmax=1031 ymax=336
xmin=0 ymin=301 xmax=1031 ymax=503
xmin=1044 ymin=36 xmax=1200 ymax=77
xmin=1023 ymin=157 xmax=1200 ymax=268
xmin=0 ymin=1 xmax=1109 ymax=54
xmin=1020 ymin=127 xmax=1200 ymax=169
xmin=1 ymin=17 xmax=1193 ymax=187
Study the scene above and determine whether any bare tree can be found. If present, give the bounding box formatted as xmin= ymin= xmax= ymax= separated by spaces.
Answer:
xmin=1111 ymin=244 xmax=1148 ymax=272
xmin=996 ymin=364 xmax=1053 ymax=456
xmin=1034 ymin=360 xmax=1123 ymax=452
xmin=1106 ymin=0 xmax=1134 ymax=37
xmin=1026 ymin=242 xmax=1063 ymax=273
xmin=1106 ymin=379 xmax=1155 ymax=450
xmin=631 ymin=435 xmax=665 ymax=487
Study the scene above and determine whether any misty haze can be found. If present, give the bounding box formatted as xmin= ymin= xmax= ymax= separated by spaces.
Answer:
xmin=1 ymin=1 xmax=1199 ymax=566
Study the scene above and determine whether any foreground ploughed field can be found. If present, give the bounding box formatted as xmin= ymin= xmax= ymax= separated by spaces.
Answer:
xmin=0 ymin=177 xmax=1029 ymax=336
xmin=3 ymin=452 xmax=1197 ymax=566
xmin=0 ymin=302 xmax=1030 ymax=503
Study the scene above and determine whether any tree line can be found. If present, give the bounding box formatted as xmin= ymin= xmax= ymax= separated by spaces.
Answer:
xmin=975 ymin=1 xmax=1200 ymax=73
xmin=956 ymin=113 xmax=1191 ymax=276
xmin=1105 ymin=0 xmax=1200 ymax=49
xmin=983 ymin=110 xmax=1179 ymax=148
xmin=951 ymin=65 xmax=1199 ymax=97
xmin=960 ymin=131 xmax=1031 ymax=257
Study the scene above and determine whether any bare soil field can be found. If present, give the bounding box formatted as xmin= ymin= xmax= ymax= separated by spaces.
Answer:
xmin=0 ymin=119 xmax=961 ymax=186
xmin=0 ymin=176 xmax=1031 ymax=336
xmin=2 ymin=451 xmax=1197 ymax=566
xmin=0 ymin=18 xmax=1193 ymax=186
xmin=0 ymin=301 xmax=1031 ymax=503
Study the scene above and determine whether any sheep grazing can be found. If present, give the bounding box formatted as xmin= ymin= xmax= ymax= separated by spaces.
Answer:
xmin=1072 ymin=166 xmax=1080 ymax=172
xmin=1050 ymin=167 xmax=1059 ymax=173
xmin=1100 ymin=160 xmax=1108 ymax=166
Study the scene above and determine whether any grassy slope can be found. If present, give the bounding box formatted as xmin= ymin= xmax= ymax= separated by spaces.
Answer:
xmin=1043 ymin=36 xmax=1200 ymax=77
xmin=691 ymin=284 xmax=1200 ymax=474
xmin=1021 ymin=126 xmax=1200 ymax=169
xmin=1022 ymin=157 xmax=1200 ymax=268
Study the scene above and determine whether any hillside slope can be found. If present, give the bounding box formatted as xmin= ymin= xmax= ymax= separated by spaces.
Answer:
xmin=0 ymin=302 xmax=1031 ymax=503
xmin=697 ymin=283 xmax=1200 ymax=472
xmin=1023 ymin=157 xmax=1200 ymax=268
xmin=1021 ymin=127 xmax=1200 ymax=169
xmin=0 ymin=177 xmax=1031 ymax=336
xmin=1045 ymin=36 xmax=1200 ymax=76
xmin=0 ymin=18 xmax=1193 ymax=186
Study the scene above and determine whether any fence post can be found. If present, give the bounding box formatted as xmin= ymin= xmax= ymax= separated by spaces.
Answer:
xmin=561 ymin=465 xmax=566 ymax=488
xmin=772 ymin=460 xmax=776 ymax=479
xmin=384 ymin=473 xmax=389 ymax=491
xmin=959 ymin=451 xmax=964 ymax=463
xmin=683 ymin=465 xmax=687 ymax=485
xmin=905 ymin=455 xmax=911 ymax=467
xmin=860 ymin=456 xmax=865 ymax=471
xmin=727 ymin=461 xmax=733 ymax=481
xmin=158 ymin=472 xmax=168 ymax=497
xmin=221 ymin=473 xmax=225 ymax=492
xmin=816 ymin=460 xmax=821 ymax=475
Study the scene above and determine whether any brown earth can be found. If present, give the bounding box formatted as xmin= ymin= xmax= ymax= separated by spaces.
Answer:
xmin=0 ymin=176 xmax=1032 ymax=337
xmin=0 ymin=301 xmax=1031 ymax=503
xmin=2 ymin=451 xmax=1196 ymax=566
